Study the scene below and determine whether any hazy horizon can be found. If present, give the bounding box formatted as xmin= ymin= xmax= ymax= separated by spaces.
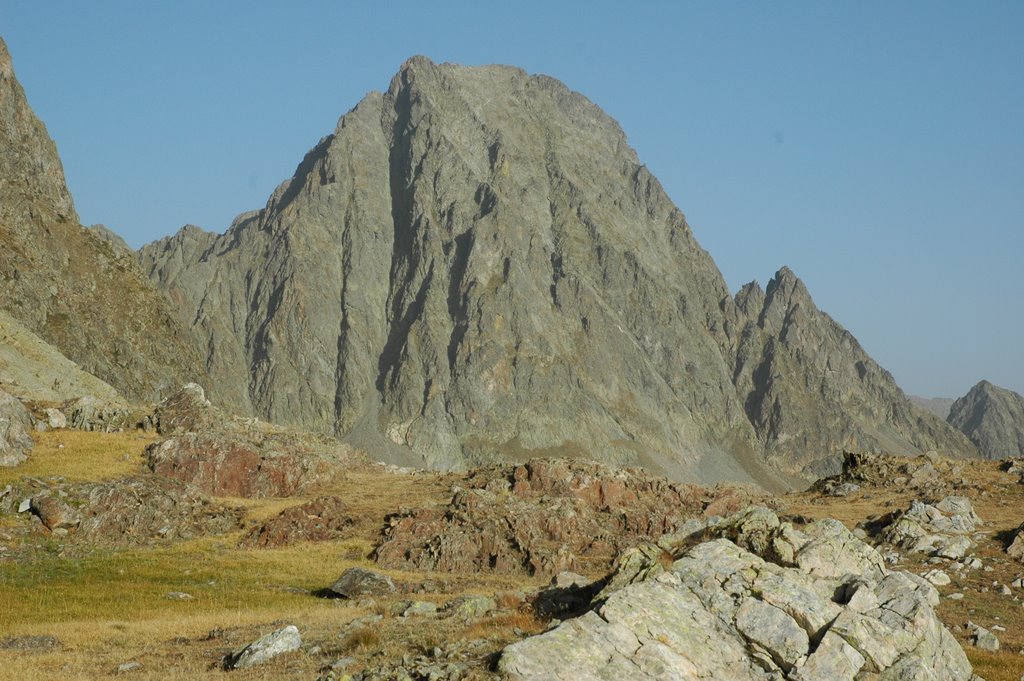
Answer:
xmin=2 ymin=1 xmax=1021 ymax=399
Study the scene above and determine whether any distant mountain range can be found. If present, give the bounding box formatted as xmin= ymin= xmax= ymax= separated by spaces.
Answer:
xmin=4 ymin=38 xmax=1020 ymax=486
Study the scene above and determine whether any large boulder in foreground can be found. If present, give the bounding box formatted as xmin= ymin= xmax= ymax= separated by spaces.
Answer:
xmin=375 ymin=458 xmax=767 ymax=577
xmin=498 ymin=508 xmax=979 ymax=680
xmin=0 ymin=388 xmax=33 ymax=466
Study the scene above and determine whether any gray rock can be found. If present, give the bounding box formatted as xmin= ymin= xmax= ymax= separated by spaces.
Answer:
xmin=923 ymin=569 xmax=951 ymax=586
xmin=0 ymin=389 xmax=33 ymax=467
xmin=114 ymin=661 xmax=142 ymax=674
xmin=43 ymin=408 xmax=66 ymax=430
xmin=734 ymin=597 xmax=808 ymax=671
xmin=881 ymin=497 xmax=981 ymax=560
xmin=224 ymin=625 xmax=301 ymax=669
xmin=498 ymin=507 xmax=977 ymax=680
xmin=328 ymin=567 xmax=396 ymax=598
xmin=967 ymin=622 xmax=999 ymax=651
xmin=445 ymin=595 xmax=497 ymax=619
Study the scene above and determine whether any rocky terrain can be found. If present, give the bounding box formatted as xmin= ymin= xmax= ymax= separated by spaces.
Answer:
xmin=139 ymin=56 xmax=974 ymax=484
xmin=0 ymin=37 xmax=205 ymax=403
xmin=948 ymin=381 xmax=1024 ymax=459
xmin=2 ymin=387 xmax=1022 ymax=679
xmin=1 ymin=36 xmax=1023 ymax=680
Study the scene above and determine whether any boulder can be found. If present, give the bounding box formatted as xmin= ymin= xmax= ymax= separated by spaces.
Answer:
xmin=968 ymin=622 xmax=999 ymax=651
xmin=328 ymin=567 xmax=396 ymax=598
xmin=224 ymin=625 xmax=301 ymax=669
xmin=0 ymin=389 xmax=33 ymax=466
xmin=880 ymin=496 xmax=981 ymax=560
xmin=1006 ymin=523 xmax=1024 ymax=560
xmin=498 ymin=508 xmax=977 ymax=680
xmin=152 ymin=383 xmax=219 ymax=435
xmin=30 ymin=494 xmax=80 ymax=531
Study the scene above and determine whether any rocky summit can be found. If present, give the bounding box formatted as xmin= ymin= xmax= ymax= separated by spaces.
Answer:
xmin=139 ymin=56 xmax=974 ymax=484
xmin=0 ymin=37 xmax=204 ymax=403
xmin=948 ymin=380 xmax=1024 ymax=459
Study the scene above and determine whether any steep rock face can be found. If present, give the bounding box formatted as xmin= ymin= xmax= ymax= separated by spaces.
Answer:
xmin=732 ymin=269 xmax=976 ymax=477
xmin=141 ymin=57 xmax=761 ymax=482
xmin=948 ymin=380 xmax=1024 ymax=459
xmin=0 ymin=37 xmax=204 ymax=402
xmin=140 ymin=56 xmax=976 ymax=483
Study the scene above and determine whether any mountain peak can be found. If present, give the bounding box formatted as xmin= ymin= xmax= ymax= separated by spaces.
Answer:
xmin=138 ymin=56 xmax=977 ymax=485
xmin=949 ymin=380 xmax=1024 ymax=458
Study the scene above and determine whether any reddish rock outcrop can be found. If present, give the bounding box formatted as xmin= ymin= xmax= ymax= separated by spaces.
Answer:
xmin=374 ymin=458 xmax=768 ymax=577
xmin=77 ymin=476 xmax=241 ymax=545
xmin=241 ymin=496 xmax=354 ymax=548
xmin=146 ymin=430 xmax=358 ymax=498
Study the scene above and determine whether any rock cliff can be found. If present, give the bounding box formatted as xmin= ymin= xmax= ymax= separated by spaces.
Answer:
xmin=0 ymin=37 xmax=204 ymax=402
xmin=948 ymin=380 xmax=1024 ymax=459
xmin=139 ymin=56 xmax=976 ymax=483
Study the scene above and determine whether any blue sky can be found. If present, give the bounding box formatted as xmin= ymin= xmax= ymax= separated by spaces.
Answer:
xmin=2 ymin=1 xmax=1022 ymax=398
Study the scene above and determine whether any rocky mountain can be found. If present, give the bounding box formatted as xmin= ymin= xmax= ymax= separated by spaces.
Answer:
xmin=139 ymin=56 xmax=976 ymax=485
xmin=0 ymin=309 xmax=121 ymax=403
xmin=0 ymin=37 xmax=204 ymax=403
xmin=908 ymin=395 xmax=955 ymax=420
xmin=947 ymin=380 xmax=1024 ymax=459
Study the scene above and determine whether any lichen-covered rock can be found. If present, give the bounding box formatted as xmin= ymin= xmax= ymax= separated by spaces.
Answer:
xmin=0 ymin=388 xmax=32 ymax=466
xmin=498 ymin=508 xmax=978 ymax=681
xmin=375 ymin=458 xmax=767 ymax=577
xmin=61 ymin=395 xmax=137 ymax=432
xmin=880 ymin=496 xmax=981 ymax=559
xmin=75 ymin=476 xmax=241 ymax=545
xmin=224 ymin=625 xmax=301 ymax=669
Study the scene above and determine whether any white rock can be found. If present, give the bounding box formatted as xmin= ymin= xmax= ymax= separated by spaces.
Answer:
xmin=225 ymin=625 xmax=301 ymax=669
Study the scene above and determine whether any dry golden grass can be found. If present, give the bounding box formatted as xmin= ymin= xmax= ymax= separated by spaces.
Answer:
xmin=0 ymin=430 xmax=156 ymax=486
xmin=0 ymin=433 xmax=541 ymax=679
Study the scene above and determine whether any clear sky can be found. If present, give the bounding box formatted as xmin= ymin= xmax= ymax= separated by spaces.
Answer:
xmin=2 ymin=1 xmax=1022 ymax=398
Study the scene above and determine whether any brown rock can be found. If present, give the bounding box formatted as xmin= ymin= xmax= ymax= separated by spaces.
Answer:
xmin=76 ymin=476 xmax=241 ymax=545
xmin=145 ymin=428 xmax=361 ymax=498
xmin=30 ymin=494 xmax=80 ymax=531
xmin=241 ymin=496 xmax=353 ymax=548
xmin=374 ymin=458 xmax=768 ymax=577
